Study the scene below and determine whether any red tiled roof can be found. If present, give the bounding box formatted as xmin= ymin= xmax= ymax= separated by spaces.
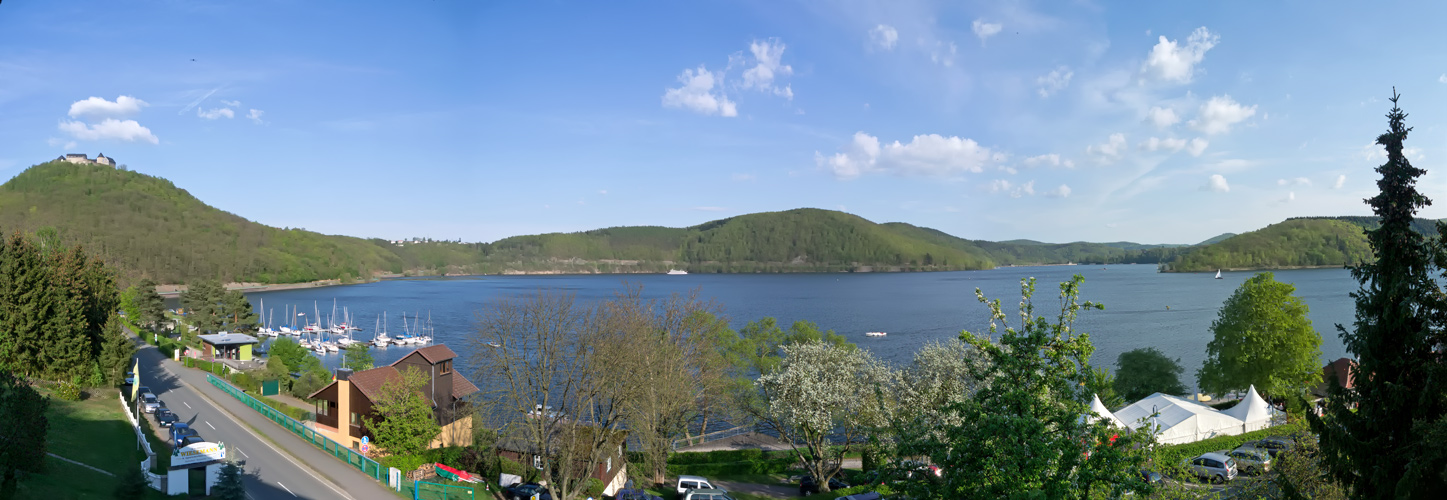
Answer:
xmin=346 ymin=366 xmax=401 ymax=401
xmin=392 ymin=345 xmax=459 ymax=366
xmin=1324 ymin=357 xmax=1356 ymax=390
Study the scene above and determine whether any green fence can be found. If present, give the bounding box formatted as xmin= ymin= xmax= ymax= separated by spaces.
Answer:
xmin=414 ymin=480 xmax=476 ymax=500
xmin=206 ymin=374 xmax=388 ymax=481
xmin=184 ymin=357 xmax=228 ymax=375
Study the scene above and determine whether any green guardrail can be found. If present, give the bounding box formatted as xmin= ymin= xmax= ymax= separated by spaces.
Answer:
xmin=414 ymin=480 xmax=476 ymax=500
xmin=207 ymin=374 xmax=388 ymax=481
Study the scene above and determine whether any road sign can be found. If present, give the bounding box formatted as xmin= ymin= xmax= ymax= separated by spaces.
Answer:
xmin=361 ymin=435 xmax=370 ymax=453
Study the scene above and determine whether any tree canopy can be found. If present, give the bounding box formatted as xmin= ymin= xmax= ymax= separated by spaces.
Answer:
xmin=366 ymin=366 xmax=440 ymax=456
xmin=1113 ymin=347 xmax=1188 ymax=402
xmin=1197 ymin=272 xmax=1322 ymax=398
xmin=0 ymin=369 xmax=49 ymax=498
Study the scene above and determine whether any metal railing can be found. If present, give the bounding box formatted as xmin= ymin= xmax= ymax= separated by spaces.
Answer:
xmin=206 ymin=374 xmax=388 ymax=481
xmin=414 ymin=480 xmax=476 ymax=500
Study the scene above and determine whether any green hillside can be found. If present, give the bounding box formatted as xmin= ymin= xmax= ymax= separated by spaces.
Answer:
xmin=0 ymin=161 xmax=486 ymax=284
xmin=1165 ymin=219 xmax=1373 ymax=272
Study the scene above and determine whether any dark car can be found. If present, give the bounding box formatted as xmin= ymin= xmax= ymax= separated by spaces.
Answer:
xmin=503 ymin=482 xmax=553 ymax=500
xmin=1248 ymin=437 xmax=1295 ymax=458
xmin=1140 ymin=469 xmax=1163 ymax=484
xmin=135 ymin=385 xmax=151 ymax=399
xmin=171 ymin=423 xmax=199 ymax=446
xmin=799 ymin=475 xmax=849 ymax=496
xmin=615 ymin=488 xmax=663 ymax=500
xmin=154 ymin=408 xmax=179 ymax=427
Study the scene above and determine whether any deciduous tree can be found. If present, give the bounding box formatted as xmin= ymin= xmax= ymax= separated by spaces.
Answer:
xmin=1197 ymin=272 xmax=1322 ymax=399
xmin=900 ymin=276 xmax=1154 ymax=499
xmin=755 ymin=342 xmax=892 ymax=493
xmin=366 ymin=366 xmax=441 ymax=457
xmin=1113 ymin=347 xmax=1188 ymax=402
xmin=342 ymin=342 xmax=373 ymax=372
xmin=1312 ymin=91 xmax=1447 ymax=498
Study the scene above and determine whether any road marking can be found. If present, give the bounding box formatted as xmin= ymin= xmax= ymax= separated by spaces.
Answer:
xmin=278 ymin=482 xmax=296 ymax=496
xmin=155 ymin=356 xmax=356 ymax=500
xmin=183 ymin=401 xmax=192 ymax=409
xmin=239 ymin=449 xmax=249 ymax=459
xmin=206 ymin=421 xmax=216 ymax=430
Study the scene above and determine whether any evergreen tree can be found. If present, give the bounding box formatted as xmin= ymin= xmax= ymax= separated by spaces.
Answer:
xmin=208 ymin=460 xmax=246 ymax=500
xmin=112 ymin=463 xmax=148 ymax=500
xmin=135 ymin=278 xmax=167 ymax=332
xmin=97 ymin=317 xmax=136 ymax=385
xmin=219 ymin=288 xmax=257 ymax=332
xmin=1311 ymin=91 xmax=1447 ymax=498
xmin=180 ymin=280 xmax=226 ymax=336
xmin=0 ymin=369 xmax=48 ymax=498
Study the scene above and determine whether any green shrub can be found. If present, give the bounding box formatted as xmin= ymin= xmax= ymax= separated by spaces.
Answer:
xmin=669 ymin=448 xmax=767 ymax=465
xmin=584 ymin=478 xmax=605 ymax=498
xmin=666 ymin=457 xmax=796 ymax=477
xmin=53 ymin=381 xmax=81 ymax=401
xmin=381 ymin=453 xmax=431 ymax=474
xmin=423 ymin=446 xmax=467 ymax=467
xmin=231 ymin=371 xmax=261 ymax=392
xmin=1152 ymin=420 xmax=1308 ymax=467
xmin=498 ymin=457 xmax=537 ymax=482
xmin=245 ymin=391 xmax=313 ymax=421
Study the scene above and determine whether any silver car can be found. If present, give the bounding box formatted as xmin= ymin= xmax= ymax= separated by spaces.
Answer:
xmin=1222 ymin=447 xmax=1271 ymax=475
xmin=141 ymin=393 xmax=161 ymax=413
xmin=1184 ymin=452 xmax=1238 ymax=483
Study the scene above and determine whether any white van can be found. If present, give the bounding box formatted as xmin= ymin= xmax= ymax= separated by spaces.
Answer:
xmin=676 ymin=475 xmax=715 ymax=496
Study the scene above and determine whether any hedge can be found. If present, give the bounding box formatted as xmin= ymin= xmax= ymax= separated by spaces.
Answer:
xmin=245 ymin=390 xmax=314 ymax=421
xmin=669 ymin=448 xmax=770 ymax=465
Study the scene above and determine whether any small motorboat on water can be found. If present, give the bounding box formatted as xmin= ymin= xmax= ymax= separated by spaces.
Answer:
xmin=666 ymin=269 xmax=688 ymax=275
xmin=865 ymin=331 xmax=887 ymax=337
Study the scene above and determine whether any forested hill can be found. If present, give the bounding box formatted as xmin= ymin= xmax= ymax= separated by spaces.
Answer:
xmin=1164 ymin=219 xmax=1374 ymax=272
xmin=0 ymin=161 xmax=487 ymax=284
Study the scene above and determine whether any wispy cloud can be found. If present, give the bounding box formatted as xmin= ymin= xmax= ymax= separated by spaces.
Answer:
xmin=178 ymin=87 xmax=222 ymax=115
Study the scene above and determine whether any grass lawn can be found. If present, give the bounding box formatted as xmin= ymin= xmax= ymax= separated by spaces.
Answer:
xmin=14 ymin=385 xmax=178 ymax=499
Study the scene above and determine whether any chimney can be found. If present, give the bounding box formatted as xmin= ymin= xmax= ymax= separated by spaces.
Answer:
xmin=336 ymin=368 xmax=353 ymax=445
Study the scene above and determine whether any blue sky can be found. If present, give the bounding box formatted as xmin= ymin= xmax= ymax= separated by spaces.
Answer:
xmin=3 ymin=1 xmax=1447 ymax=244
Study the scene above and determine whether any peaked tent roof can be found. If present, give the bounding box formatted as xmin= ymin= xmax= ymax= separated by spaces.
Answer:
xmin=1112 ymin=392 xmax=1248 ymax=444
xmin=1089 ymin=394 xmax=1126 ymax=427
xmin=1222 ymin=385 xmax=1273 ymax=424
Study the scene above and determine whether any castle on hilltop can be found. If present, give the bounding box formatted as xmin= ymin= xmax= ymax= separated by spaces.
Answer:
xmin=56 ymin=153 xmax=116 ymax=167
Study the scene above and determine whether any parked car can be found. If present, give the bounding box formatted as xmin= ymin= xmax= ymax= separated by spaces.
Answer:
xmin=1139 ymin=469 xmax=1163 ymax=484
xmin=171 ymin=423 xmax=199 ymax=445
xmin=141 ymin=393 xmax=161 ymax=413
xmin=153 ymin=408 xmax=178 ymax=427
xmin=1223 ymin=447 xmax=1272 ymax=475
xmin=135 ymin=386 xmax=151 ymax=400
xmin=834 ymin=493 xmax=882 ymax=500
xmin=503 ymin=482 xmax=552 ymax=500
xmin=799 ymin=474 xmax=850 ymax=496
xmin=615 ymin=488 xmax=663 ymax=500
xmin=676 ymin=475 xmax=716 ymax=496
xmin=1184 ymin=452 xmax=1238 ymax=484
xmin=679 ymin=488 xmax=734 ymax=500
xmin=1247 ymin=437 xmax=1295 ymax=458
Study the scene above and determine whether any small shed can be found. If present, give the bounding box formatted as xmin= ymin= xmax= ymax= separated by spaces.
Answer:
xmin=197 ymin=333 xmax=259 ymax=361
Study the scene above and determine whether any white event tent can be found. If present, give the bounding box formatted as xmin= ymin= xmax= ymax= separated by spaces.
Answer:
xmin=1100 ymin=385 xmax=1278 ymax=445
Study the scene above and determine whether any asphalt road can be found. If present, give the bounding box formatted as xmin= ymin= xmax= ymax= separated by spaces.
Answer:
xmin=132 ymin=339 xmax=395 ymax=499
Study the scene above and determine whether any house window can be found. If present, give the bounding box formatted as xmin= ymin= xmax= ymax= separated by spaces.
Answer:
xmin=351 ymin=412 xmax=362 ymax=425
xmin=533 ymin=455 xmax=543 ymax=470
xmin=606 ymin=457 xmax=612 ymax=473
xmin=317 ymin=401 xmax=329 ymax=416
xmin=439 ymin=360 xmax=451 ymax=374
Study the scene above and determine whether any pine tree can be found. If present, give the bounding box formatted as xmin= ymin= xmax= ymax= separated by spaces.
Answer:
xmin=135 ymin=278 xmax=167 ymax=332
xmin=1311 ymin=91 xmax=1447 ymax=498
xmin=208 ymin=460 xmax=246 ymax=500
xmin=112 ymin=463 xmax=148 ymax=500
xmin=219 ymin=288 xmax=257 ymax=332
xmin=0 ymin=369 xmax=48 ymax=497
xmin=98 ymin=316 xmax=136 ymax=385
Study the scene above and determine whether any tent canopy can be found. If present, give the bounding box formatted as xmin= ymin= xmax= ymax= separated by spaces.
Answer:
xmin=1109 ymin=392 xmax=1255 ymax=445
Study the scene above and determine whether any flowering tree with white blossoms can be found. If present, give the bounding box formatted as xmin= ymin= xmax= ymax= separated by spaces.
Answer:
xmin=755 ymin=341 xmax=894 ymax=493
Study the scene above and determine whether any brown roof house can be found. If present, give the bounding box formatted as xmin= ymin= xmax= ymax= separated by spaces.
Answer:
xmin=309 ymin=345 xmax=481 ymax=450
xmin=494 ymin=415 xmax=630 ymax=497
xmin=1315 ymin=357 xmax=1358 ymax=397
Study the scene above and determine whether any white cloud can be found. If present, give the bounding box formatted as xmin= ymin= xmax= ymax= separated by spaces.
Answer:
xmin=1086 ymin=133 xmax=1128 ymax=163
xmin=1186 ymin=138 xmax=1209 ymax=156
xmin=598 ymin=190 xmax=608 ymax=195
xmin=1360 ymin=142 xmax=1425 ymax=162
xmin=1141 ymin=137 xmax=1186 ymax=152
xmin=1333 ymin=174 xmax=1346 ymax=189
xmin=1142 ymin=27 xmax=1218 ymax=84
xmin=741 ymin=39 xmax=793 ymax=98
xmin=930 ymin=41 xmax=958 ymax=67
xmin=1190 ymin=95 xmax=1257 ymax=135
xmin=197 ymin=107 xmax=234 ymax=120
xmin=1036 ymin=66 xmax=1073 ymax=98
xmin=1045 ymin=184 xmax=1072 ymax=198
xmin=221 ymin=100 xmax=241 ymax=107
xmin=1280 ymin=191 xmax=1296 ymax=203
xmin=68 ymin=96 xmax=148 ymax=119
xmin=990 ymin=179 xmax=1035 ymax=198
xmin=869 ymin=25 xmax=898 ymax=51
xmin=818 ymin=131 xmax=1000 ymax=179
xmin=1440 ymin=74 xmax=1447 ymax=84
xmin=1277 ymin=177 xmax=1311 ymax=186
xmin=1023 ymin=153 xmax=1074 ymax=168
xmin=247 ymin=109 xmax=266 ymax=124
xmin=1203 ymin=174 xmax=1230 ymax=193
xmin=1147 ymin=106 xmax=1180 ymax=127
xmin=972 ymin=19 xmax=1003 ymax=45
xmin=663 ymin=66 xmax=737 ymax=117
xmin=58 ymin=118 xmax=159 ymax=144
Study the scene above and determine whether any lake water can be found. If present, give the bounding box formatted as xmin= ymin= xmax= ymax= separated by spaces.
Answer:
xmin=244 ymin=265 xmax=1357 ymax=393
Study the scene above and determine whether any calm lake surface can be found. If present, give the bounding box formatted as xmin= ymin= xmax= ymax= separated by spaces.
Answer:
xmin=245 ymin=265 xmax=1356 ymax=393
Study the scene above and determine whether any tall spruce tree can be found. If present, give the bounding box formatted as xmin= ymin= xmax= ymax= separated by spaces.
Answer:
xmin=1311 ymin=91 xmax=1447 ymax=498
xmin=135 ymin=278 xmax=167 ymax=332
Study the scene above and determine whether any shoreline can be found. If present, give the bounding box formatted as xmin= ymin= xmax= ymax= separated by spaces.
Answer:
xmin=1160 ymin=264 xmax=1349 ymax=274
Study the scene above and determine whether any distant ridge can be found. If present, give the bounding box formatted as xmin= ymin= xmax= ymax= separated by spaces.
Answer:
xmin=1164 ymin=219 xmax=1373 ymax=272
